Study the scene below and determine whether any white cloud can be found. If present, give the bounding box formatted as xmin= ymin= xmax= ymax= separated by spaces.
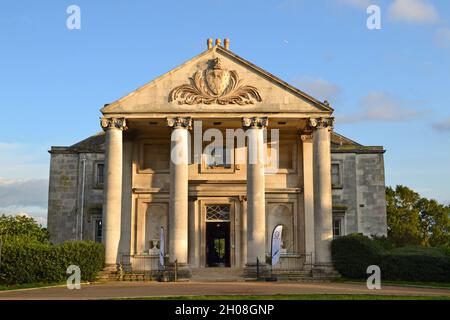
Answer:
xmin=435 ymin=28 xmax=450 ymax=49
xmin=337 ymin=91 xmax=427 ymax=123
xmin=388 ymin=0 xmax=439 ymax=24
xmin=0 ymin=178 xmax=48 ymax=226
xmin=294 ymin=76 xmax=342 ymax=102
xmin=432 ymin=116 xmax=450 ymax=132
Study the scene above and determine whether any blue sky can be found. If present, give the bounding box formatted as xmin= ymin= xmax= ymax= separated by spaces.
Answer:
xmin=0 ymin=0 xmax=449 ymax=225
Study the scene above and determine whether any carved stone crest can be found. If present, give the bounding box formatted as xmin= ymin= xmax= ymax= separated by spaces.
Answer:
xmin=169 ymin=58 xmax=262 ymax=105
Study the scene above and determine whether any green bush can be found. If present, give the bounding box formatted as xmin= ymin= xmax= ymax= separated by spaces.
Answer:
xmin=58 ymin=241 xmax=105 ymax=281
xmin=331 ymin=233 xmax=382 ymax=279
xmin=0 ymin=240 xmax=104 ymax=285
xmin=332 ymin=234 xmax=450 ymax=282
xmin=379 ymin=248 xmax=450 ymax=282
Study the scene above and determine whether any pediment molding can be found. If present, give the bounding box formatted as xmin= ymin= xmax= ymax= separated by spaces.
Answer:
xmin=169 ymin=58 xmax=262 ymax=106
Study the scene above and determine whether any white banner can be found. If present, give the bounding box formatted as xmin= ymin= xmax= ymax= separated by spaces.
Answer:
xmin=159 ymin=226 xmax=165 ymax=268
xmin=271 ymin=225 xmax=283 ymax=266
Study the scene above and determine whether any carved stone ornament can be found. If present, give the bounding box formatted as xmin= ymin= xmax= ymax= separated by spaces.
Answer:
xmin=242 ymin=117 xmax=269 ymax=129
xmin=308 ymin=117 xmax=334 ymax=130
xmin=100 ymin=118 xmax=127 ymax=131
xmin=169 ymin=58 xmax=262 ymax=105
xmin=167 ymin=117 xmax=192 ymax=129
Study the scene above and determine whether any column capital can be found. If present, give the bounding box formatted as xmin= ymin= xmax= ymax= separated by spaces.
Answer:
xmin=308 ymin=117 xmax=334 ymax=130
xmin=300 ymin=134 xmax=313 ymax=142
xmin=100 ymin=117 xmax=127 ymax=131
xmin=242 ymin=117 xmax=268 ymax=129
xmin=167 ymin=117 xmax=192 ymax=130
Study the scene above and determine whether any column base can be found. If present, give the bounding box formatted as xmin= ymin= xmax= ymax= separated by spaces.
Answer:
xmin=243 ymin=262 xmax=271 ymax=280
xmin=96 ymin=264 xmax=120 ymax=282
xmin=103 ymin=263 xmax=119 ymax=272
xmin=312 ymin=263 xmax=341 ymax=280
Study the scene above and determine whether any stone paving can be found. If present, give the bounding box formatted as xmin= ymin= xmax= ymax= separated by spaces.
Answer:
xmin=0 ymin=281 xmax=449 ymax=300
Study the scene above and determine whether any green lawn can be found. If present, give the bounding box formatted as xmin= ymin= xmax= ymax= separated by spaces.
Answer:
xmin=0 ymin=282 xmax=66 ymax=291
xmin=336 ymin=278 xmax=450 ymax=289
xmin=128 ymin=294 xmax=450 ymax=300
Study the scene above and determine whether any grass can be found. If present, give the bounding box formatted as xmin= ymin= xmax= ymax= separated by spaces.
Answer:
xmin=0 ymin=281 xmax=66 ymax=291
xmin=127 ymin=294 xmax=450 ymax=300
xmin=335 ymin=278 xmax=450 ymax=289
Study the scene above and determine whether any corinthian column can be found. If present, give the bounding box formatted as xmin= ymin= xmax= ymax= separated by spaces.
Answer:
xmin=167 ymin=117 xmax=192 ymax=265
xmin=243 ymin=117 xmax=268 ymax=268
xmin=309 ymin=117 xmax=334 ymax=268
xmin=101 ymin=117 xmax=127 ymax=270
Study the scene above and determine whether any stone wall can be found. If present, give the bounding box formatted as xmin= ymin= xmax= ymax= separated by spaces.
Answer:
xmin=47 ymin=150 xmax=79 ymax=243
xmin=356 ymin=153 xmax=387 ymax=236
xmin=331 ymin=152 xmax=387 ymax=237
xmin=47 ymin=148 xmax=104 ymax=243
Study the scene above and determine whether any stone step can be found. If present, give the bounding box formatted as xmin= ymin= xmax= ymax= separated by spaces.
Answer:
xmin=190 ymin=268 xmax=245 ymax=282
xmin=96 ymin=270 xmax=120 ymax=282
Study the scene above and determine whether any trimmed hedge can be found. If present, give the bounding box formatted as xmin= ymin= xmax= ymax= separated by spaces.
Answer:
xmin=331 ymin=233 xmax=381 ymax=279
xmin=332 ymin=234 xmax=450 ymax=282
xmin=0 ymin=239 xmax=104 ymax=285
xmin=379 ymin=248 xmax=450 ymax=282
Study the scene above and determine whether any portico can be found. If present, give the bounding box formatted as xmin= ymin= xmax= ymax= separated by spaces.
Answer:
xmin=100 ymin=113 xmax=334 ymax=274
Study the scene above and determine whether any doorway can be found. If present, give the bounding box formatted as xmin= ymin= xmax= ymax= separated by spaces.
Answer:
xmin=206 ymin=221 xmax=230 ymax=267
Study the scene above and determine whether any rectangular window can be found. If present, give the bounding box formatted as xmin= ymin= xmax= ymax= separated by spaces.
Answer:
xmin=205 ymin=146 xmax=232 ymax=169
xmin=93 ymin=218 xmax=102 ymax=243
xmin=333 ymin=217 xmax=343 ymax=238
xmin=206 ymin=204 xmax=231 ymax=221
xmin=331 ymin=163 xmax=341 ymax=187
xmin=96 ymin=163 xmax=105 ymax=185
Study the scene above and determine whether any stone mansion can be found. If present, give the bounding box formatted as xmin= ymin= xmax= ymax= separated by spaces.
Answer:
xmin=47 ymin=39 xmax=387 ymax=276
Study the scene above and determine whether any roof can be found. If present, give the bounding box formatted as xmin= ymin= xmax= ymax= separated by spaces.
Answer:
xmin=101 ymin=44 xmax=334 ymax=115
xmin=49 ymin=131 xmax=384 ymax=155
xmin=49 ymin=132 xmax=105 ymax=154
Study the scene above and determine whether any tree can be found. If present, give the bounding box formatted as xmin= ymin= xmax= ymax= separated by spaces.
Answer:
xmin=386 ymin=186 xmax=450 ymax=247
xmin=416 ymin=198 xmax=450 ymax=247
xmin=0 ymin=215 xmax=49 ymax=243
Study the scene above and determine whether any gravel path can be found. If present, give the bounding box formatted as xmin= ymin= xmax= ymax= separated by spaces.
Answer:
xmin=1 ymin=281 xmax=449 ymax=300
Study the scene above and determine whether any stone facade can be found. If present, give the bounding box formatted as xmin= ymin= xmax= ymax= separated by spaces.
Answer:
xmin=48 ymin=134 xmax=105 ymax=243
xmin=47 ymin=40 xmax=387 ymax=274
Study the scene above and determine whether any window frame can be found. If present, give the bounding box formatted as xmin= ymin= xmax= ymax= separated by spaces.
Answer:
xmin=332 ymin=211 xmax=346 ymax=239
xmin=200 ymin=142 xmax=236 ymax=174
xmin=93 ymin=161 xmax=105 ymax=188
xmin=92 ymin=215 xmax=103 ymax=243
xmin=331 ymin=161 xmax=343 ymax=189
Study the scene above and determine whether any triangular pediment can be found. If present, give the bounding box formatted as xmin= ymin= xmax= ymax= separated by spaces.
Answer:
xmin=101 ymin=46 xmax=333 ymax=116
